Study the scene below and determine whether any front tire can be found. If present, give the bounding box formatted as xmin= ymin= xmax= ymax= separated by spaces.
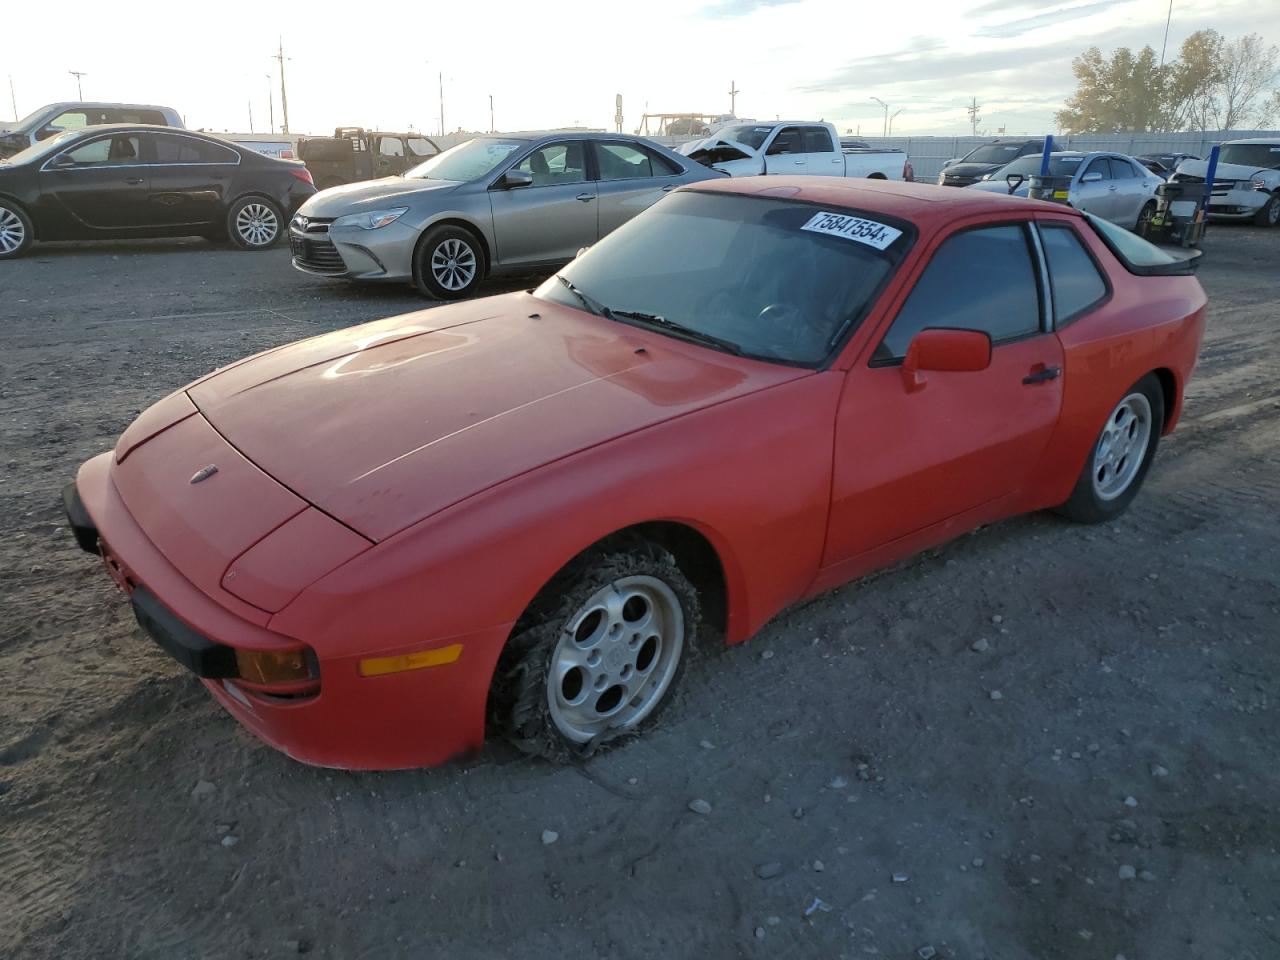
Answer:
xmin=413 ymin=224 xmax=484 ymax=300
xmin=227 ymin=196 xmax=283 ymax=250
xmin=1055 ymin=374 xmax=1165 ymax=524
xmin=492 ymin=540 xmax=701 ymax=762
xmin=0 ymin=201 xmax=34 ymax=260
xmin=1253 ymin=192 xmax=1280 ymax=228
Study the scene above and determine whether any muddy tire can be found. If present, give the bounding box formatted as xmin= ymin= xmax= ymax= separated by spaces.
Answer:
xmin=492 ymin=539 xmax=701 ymax=762
xmin=0 ymin=200 xmax=34 ymax=260
xmin=1055 ymin=373 xmax=1165 ymax=524
xmin=412 ymin=224 xmax=484 ymax=300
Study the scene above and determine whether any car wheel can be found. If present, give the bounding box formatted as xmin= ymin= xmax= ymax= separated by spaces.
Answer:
xmin=1253 ymin=192 xmax=1280 ymax=228
xmin=0 ymin=201 xmax=34 ymax=260
xmin=1055 ymin=374 xmax=1165 ymax=524
xmin=227 ymin=196 xmax=283 ymax=250
xmin=493 ymin=540 xmax=701 ymax=762
xmin=413 ymin=225 xmax=484 ymax=300
xmin=1135 ymin=200 xmax=1156 ymax=234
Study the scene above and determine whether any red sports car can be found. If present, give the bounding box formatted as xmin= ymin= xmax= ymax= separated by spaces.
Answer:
xmin=64 ymin=178 xmax=1206 ymax=769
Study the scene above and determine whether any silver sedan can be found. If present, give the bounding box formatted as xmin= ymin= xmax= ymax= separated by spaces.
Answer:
xmin=967 ymin=151 xmax=1163 ymax=230
xmin=289 ymin=132 xmax=723 ymax=298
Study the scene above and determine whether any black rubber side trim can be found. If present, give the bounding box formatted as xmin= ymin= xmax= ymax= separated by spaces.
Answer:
xmin=130 ymin=586 xmax=239 ymax=679
xmin=61 ymin=482 xmax=100 ymax=555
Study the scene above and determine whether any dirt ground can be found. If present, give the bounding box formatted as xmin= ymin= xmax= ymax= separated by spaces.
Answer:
xmin=1 ymin=229 xmax=1278 ymax=960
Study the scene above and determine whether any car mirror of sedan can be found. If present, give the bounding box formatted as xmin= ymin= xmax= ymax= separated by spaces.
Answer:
xmin=1081 ymin=171 xmax=1103 ymax=183
xmin=47 ymin=153 xmax=75 ymax=169
xmin=496 ymin=169 xmax=534 ymax=189
xmin=901 ymin=328 xmax=993 ymax=393
xmin=1005 ymin=173 xmax=1026 ymax=194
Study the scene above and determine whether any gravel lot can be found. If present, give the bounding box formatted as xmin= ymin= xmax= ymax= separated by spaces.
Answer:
xmin=2 ymin=230 xmax=1278 ymax=960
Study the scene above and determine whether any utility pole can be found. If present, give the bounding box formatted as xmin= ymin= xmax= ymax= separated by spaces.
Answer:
xmin=728 ymin=80 xmax=740 ymax=116
xmin=266 ymin=75 xmax=275 ymax=133
xmin=438 ymin=71 xmax=445 ymax=136
xmin=69 ymin=71 xmax=87 ymax=100
xmin=967 ymin=97 xmax=982 ymax=136
xmin=489 ymin=94 xmax=494 ymax=133
xmin=871 ymin=96 xmax=889 ymax=137
xmin=1159 ymin=0 xmax=1173 ymax=67
xmin=248 ymin=99 xmax=254 ymax=133
xmin=8 ymin=75 xmax=16 ymax=121
xmin=273 ymin=38 xmax=290 ymax=134
xmin=889 ymin=109 xmax=904 ymax=136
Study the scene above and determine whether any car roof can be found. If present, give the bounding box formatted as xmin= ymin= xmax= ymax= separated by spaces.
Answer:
xmin=684 ymin=176 xmax=1077 ymax=223
xmin=1224 ymin=137 xmax=1280 ymax=145
xmin=57 ymin=123 xmax=217 ymax=136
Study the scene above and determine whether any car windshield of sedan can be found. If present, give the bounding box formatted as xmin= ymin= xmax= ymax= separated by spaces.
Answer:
xmin=2 ymin=129 xmax=79 ymax=165
xmin=1218 ymin=143 xmax=1280 ymax=170
xmin=995 ymin=154 xmax=1084 ymax=178
xmin=535 ymin=191 xmax=910 ymax=366
xmin=403 ymin=137 xmax=525 ymax=182
xmin=964 ymin=143 xmax=1027 ymax=164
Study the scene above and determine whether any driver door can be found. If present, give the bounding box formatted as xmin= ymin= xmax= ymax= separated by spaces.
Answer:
xmin=1073 ymin=157 xmax=1116 ymax=220
xmin=39 ymin=132 xmax=151 ymax=230
xmin=489 ymin=141 xmax=598 ymax=267
xmin=764 ymin=127 xmax=806 ymax=175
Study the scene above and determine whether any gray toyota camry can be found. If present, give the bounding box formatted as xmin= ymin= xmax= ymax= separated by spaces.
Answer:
xmin=289 ymin=132 xmax=722 ymax=299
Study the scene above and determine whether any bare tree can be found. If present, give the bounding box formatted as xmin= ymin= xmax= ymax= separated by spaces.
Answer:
xmin=1212 ymin=34 xmax=1279 ymax=129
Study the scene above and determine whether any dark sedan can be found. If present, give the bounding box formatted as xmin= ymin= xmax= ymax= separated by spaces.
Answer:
xmin=0 ymin=125 xmax=316 ymax=259
xmin=938 ymin=138 xmax=1045 ymax=187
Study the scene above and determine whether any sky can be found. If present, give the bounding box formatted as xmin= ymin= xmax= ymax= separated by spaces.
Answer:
xmin=5 ymin=0 xmax=1279 ymax=138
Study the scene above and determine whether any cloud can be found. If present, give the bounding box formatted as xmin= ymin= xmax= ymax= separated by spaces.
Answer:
xmin=700 ymin=0 xmax=802 ymax=17
xmin=975 ymin=0 xmax=1134 ymax=39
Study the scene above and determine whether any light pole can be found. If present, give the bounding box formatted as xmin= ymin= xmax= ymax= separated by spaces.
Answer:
xmin=439 ymin=70 xmax=445 ymax=136
xmin=1159 ymin=0 xmax=1174 ymax=67
xmin=266 ymin=74 xmax=275 ymax=133
xmin=888 ymin=109 xmax=904 ymax=136
xmin=871 ymin=96 xmax=889 ymax=137
xmin=489 ymin=94 xmax=494 ymax=134
xmin=273 ymin=38 xmax=290 ymax=134
xmin=8 ymin=75 xmax=16 ymax=121
xmin=69 ymin=71 xmax=87 ymax=100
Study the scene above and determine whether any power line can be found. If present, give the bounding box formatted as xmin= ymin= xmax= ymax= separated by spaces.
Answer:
xmin=1159 ymin=0 xmax=1174 ymax=67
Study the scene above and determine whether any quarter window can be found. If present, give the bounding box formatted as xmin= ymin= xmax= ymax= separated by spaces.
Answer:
xmin=1039 ymin=224 xmax=1107 ymax=325
xmin=874 ymin=224 xmax=1041 ymax=362
xmin=516 ymin=142 xmax=586 ymax=185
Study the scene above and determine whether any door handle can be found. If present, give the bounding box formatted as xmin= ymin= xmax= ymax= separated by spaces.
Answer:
xmin=793 ymin=160 xmax=804 ymax=165
xmin=661 ymin=184 xmax=674 ymax=192
xmin=124 ymin=177 xmax=145 ymax=185
xmin=1022 ymin=365 xmax=1062 ymax=385
xmin=576 ymin=193 xmax=594 ymax=202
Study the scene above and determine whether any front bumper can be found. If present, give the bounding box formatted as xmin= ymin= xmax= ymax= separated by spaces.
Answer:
xmin=1201 ymin=186 xmax=1267 ymax=220
xmin=289 ymin=219 xmax=417 ymax=282
xmin=66 ymin=453 xmax=512 ymax=769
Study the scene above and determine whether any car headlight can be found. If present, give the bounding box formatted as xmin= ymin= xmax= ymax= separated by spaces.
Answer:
xmin=332 ymin=207 xmax=409 ymax=230
xmin=1252 ymin=178 xmax=1269 ymax=191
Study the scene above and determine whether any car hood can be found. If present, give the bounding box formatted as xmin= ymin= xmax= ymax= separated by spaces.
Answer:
xmin=943 ymin=161 xmax=1003 ymax=179
xmin=1176 ymin=159 xmax=1274 ymax=182
xmin=967 ymin=178 xmax=1031 ymax=197
xmin=186 ymin=293 xmax=805 ymax=541
xmin=299 ymin=177 xmax=462 ymax=216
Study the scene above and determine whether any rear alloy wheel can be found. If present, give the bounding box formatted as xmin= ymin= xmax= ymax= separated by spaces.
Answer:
xmin=0 ymin=202 xmax=34 ymax=260
xmin=413 ymin=225 xmax=483 ymax=299
xmin=227 ymin=197 xmax=282 ymax=250
xmin=494 ymin=541 xmax=700 ymax=761
xmin=1135 ymin=200 xmax=1156 ymax=234
xmin=1055 ymin=374 xmax=1165 ymax=523
xmin=1254 ymin=192 xmax=1280 ymax=228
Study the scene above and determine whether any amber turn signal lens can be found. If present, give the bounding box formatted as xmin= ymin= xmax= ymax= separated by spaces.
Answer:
xmin=235 ymin=647 xmax=318 ymax=685
xmin=359 ymin=643 xmax=463 ymax=677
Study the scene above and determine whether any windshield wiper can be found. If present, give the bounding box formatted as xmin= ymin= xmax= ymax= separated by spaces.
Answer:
xmin=609 ymin=309 xmax=743 ymax=356
xmin=555 ymin=274 xmax=611 ymax=319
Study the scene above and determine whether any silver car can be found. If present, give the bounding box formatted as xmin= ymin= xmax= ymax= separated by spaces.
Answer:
xmin=967 ymin=151 xmax=1163 ymax=230
xmin=289 ymin=132 xmax=722 ymax=298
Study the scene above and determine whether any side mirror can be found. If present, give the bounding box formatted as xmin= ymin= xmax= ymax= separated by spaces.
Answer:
xmin=575 ymin=245 xmax=591 ymax=259
xmin=47 ymin=153 xmax=75 ymax=169
xmin=498 ymin=169 xmax=533 ymax=189
xmin=1081 ymin=171 xmax=1103 ymax=183
xmin=34 ymin=125 xmax=61 ymax=142
xmin=901 ymin=328 xmax=992 ymax=393
xmin=1005 ymin=173 xmax=1025 ymax=194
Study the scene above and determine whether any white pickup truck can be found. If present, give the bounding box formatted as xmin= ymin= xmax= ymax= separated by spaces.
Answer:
xmin=1171 ymin=138 xmax=1280 ymax=227
xmin=678 ymin=121 xmax=908 ymax=180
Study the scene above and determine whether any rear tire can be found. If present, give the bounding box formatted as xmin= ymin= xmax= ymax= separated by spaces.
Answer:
xmin=1135 ymin=200 xmax=1156 ymax=233
xmin=226 ymin=196 xmax=283 ymax=250
xmin=0 ymin=201 xmax=34 ymax=260
xmin=1253 ymin=192 xmax=1280 ymax=228
xmin=412 ymin=224 xmax=485 ymax=300
xmin=1055 ymin=374 xmax=1165 ymax=524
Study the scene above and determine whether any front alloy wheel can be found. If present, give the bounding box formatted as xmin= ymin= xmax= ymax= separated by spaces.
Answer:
xmin=228 ymin=197 xmax=282 ymax=250
xmin=413 ymin=224 xmax=484 ymax=299
xmin=0 ymin=202 xmax=34 ymax=259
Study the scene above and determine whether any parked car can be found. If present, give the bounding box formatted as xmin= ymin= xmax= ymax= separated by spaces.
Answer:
xmin=0 ymin=125 xmax=315 ymax=259
xmin=968 ymin=151 xmax=1163 ymax=230
xmin=296 ymin=128 xmax=441 ymax=189
xmin=64 ymin=177 xmax=1206 ymax=770
xmin=1135 ymin=152 xmax=1201 ymax=179
xmin=1170 ymin=138 xmax=1280 ymax=226
xmin=680 ymin=121 xmax=907 ymax=179
xmin=289 ymin=132 xmax=720 ymax=298
xmin=938 ymin=138 xmax=1044 ymax=187
xmin=0 ymin=102 xmax=183 ymax=158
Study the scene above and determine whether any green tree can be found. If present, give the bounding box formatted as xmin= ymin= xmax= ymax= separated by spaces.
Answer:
xmin=1167 ymin=30 xmax=1225 ymax=131
xmin=1056 ymin=45 xmax=1172 ymax=133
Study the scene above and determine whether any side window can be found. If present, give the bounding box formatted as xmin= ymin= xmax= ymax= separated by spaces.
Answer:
xmin=1109 ymin=157 xmax=1136 ymax=179
xmin=153 ymin=134 xmax=237 ymax=164
xmin=597 ymin=142 xmax=655 ymax=181
xmin=378 ymin=137 xmax=405 ymax=157
xmin=802 ymin=127 xmax=834 ymax=153
xmin=50 ymin=111 xmax=90 ymax=130
xmin=648 ymin=149 xmax=680 ymax=176
xmin=1039 ymin=224 xmax=1108 ymax=325
xmin=1083 ymin=158 xmax=1111 ymax=180
xmin=766 ymin=127 xmax=802 ymax=155
xmin=406 ymin=137 xmax=436 ymax=158
xmin=59 ymin=134 xmax=143 ymax=166
xmin=874 ymin=225 xmax=1041 ymax=362
xmin=515 ymin=142 xmax=586 ymax=186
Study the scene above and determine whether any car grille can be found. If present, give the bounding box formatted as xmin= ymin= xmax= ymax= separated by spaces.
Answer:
xmin=1170 ymin=173 xmax=1230 ymax=197
xmin=290 ymin=235 xmax=346 ymax=275
xmin=942 ymin=175 xmax=976 ymax=187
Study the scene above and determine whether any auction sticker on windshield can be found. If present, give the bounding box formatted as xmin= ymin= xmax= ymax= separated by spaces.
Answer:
xmin=801 ymin=212 xmax=902 ymax=251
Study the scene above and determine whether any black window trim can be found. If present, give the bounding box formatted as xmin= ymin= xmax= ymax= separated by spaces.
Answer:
xmin=40 ymin=129 xmax=242 ymax=171
xmin=868 ymin=218 xmax=1049 ymax=368
xmin=1033 ymin=218 xmax=1114 ymax=328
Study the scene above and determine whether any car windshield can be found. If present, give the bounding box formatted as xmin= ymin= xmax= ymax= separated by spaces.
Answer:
xmin=717 ymin=124 xmax=774 ymax=150
xmin=9 ymin=106 xmax=49 ymax=131
xmin=1 ymin=129 xmax=80 ymax=165
xmin=403 ymin=137 xmax=525 ymax=181
xmin=964 ymin=143 xmax=1031 ymax=164
xmin=996 ymin=155 xmax=1084 ymax=177
xmin=535 ymin=191 xmax=910 ymax=366
xmin=1218 ymin=143 xmax=1280 ymax=170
